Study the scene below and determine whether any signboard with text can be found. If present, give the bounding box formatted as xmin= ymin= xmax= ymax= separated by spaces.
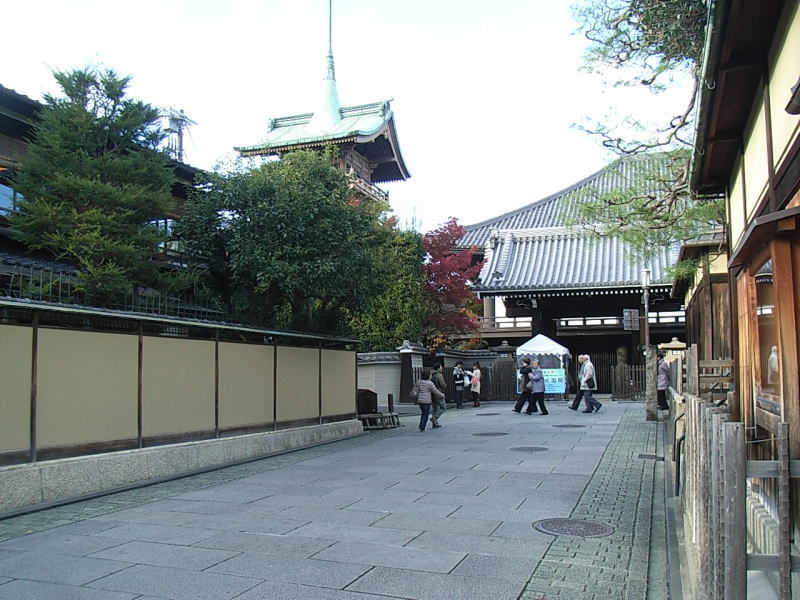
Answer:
xmin=542 ymin=368 xmax=566 ymax=394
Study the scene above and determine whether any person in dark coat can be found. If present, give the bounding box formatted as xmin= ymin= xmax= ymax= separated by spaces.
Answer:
xmin=513 ymin=357 xmax=534 ymax=414
xmin=453 ymin=360 xmax=466 ymax=409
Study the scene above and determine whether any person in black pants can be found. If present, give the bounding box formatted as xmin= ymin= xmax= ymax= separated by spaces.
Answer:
xmin=569 ymin=354 xmax=586 ymax=411
xmin=528 ymin=358 xmax=548 ymax=415
xmin=513 ymin=357 xmax=534 ymax=414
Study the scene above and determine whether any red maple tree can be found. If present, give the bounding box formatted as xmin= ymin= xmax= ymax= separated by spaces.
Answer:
xmin=422 ymin=218 xmax=484 ymax=349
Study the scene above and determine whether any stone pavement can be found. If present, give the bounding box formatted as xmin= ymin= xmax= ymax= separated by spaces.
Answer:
xmin=0 ymin=400 xmax=671 ymax=600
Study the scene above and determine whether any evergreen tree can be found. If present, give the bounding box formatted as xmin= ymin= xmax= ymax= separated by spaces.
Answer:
xmin=347 ymin=223 xmax=425 ymax=351
xmin=176 ymin=149 xmax=383 ymax=332
xmin=11 ymin=68 xmax=178 ymax=299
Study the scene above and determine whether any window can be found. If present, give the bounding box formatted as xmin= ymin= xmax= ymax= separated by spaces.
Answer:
xmin=754 ymin=258 xmax=778 ymax=398
xmin=0 ymin=183 xmax=23 ymax=213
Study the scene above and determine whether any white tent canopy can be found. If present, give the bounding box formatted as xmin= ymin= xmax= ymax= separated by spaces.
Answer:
xmin=516 ymin=334 xmax=571 ymax=359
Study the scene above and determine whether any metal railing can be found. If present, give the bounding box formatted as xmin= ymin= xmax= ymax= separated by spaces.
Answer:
xmin=0 ymin=258 xmax=224 ymax=321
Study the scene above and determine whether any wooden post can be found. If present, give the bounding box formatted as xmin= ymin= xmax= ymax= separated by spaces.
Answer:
xmin=778 ymin=423 xmax=792 ymax=599
xmin=723 ymin=422 xmax=746 ymax=600
xmin=687 ymin=344 xmax=699 ymax=396
xmin=645 ymin=346 xmax=657 ymax=421
xmin=388 ymin=393 xmax=394 ymax=413
xmin=29 ymin=313 xmax=39 ymax=463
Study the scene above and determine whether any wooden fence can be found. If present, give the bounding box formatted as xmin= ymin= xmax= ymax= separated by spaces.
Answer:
xmin=673 ymin=344 xmax=797 ymax=599
xmin=611 ymin=364 xmax=646 ymax=400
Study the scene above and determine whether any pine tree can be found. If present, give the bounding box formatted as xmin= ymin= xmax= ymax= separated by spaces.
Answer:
xmin=11 ymin=68 xmax=178 ymax=300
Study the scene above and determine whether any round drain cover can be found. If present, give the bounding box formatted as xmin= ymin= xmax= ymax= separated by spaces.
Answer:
xmin=472 ymin=432 xmax=509 ymax=436
xmin=475 ymin=412 xmax=500 ymax=416
xmin=533 ymin=518 xmax=614 ymax=537
xmin=552 ymin=424 xmax=586 ymax=428
xmin=510 ymin=446 xmax=549 ymax=452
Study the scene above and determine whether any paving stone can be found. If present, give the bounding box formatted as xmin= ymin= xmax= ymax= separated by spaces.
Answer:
xmin=312 ymin=540 xmax=466 ymax=573
xmin=286 ymin=520 xmax=421 ymax=545
xmin=0 ymin=530 xmax=126 ymax=556
xmin=345 ymin=565 xmax=523 ymax=600
xmin=274 ymin=506 xmax=386 ymax=526
xmin=234 ymin=580 xmax=388 ymax=599
xmin=88 ymin=540 xmax=237 ymax=570
xmin=87 ymin=564 xmax=259 ymax=600
xmin=0 ymin=551 xmax=131 ymax=585
xmin=181 ymin=513 xmax=308 ymax=534
xmin=91 ymin=523 xmax=217 ymax=546
xmin=371 ymin=512 xmax=501 ymax=535
xmin=0 ymin=579 xmax=139 ymax=600
xmin=194 ymin=530 xmax=332 ymax=557
xmin=405 ymin=530 xmax=550 ymax=559
xmin=208 ymin=552 xmax=369 ymax=588
xmin=450 ymin=552 xmax=539 ymax=582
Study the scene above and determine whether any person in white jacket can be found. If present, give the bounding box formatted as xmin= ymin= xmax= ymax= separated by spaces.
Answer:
xmin=580 ymin=355 xmax=602 ymax=413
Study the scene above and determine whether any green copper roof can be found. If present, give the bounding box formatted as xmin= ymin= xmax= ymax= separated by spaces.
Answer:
xmin=237 ymin=100 xmax=394 ymax=154
xmin=235 ymin=1 xmax=409 ymax=182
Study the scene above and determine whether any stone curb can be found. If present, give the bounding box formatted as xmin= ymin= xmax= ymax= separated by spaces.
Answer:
xmin=0 ymin=420 xmax=363 ymax=515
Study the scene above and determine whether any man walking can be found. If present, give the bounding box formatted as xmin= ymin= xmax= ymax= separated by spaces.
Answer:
xmin=431 ymin=363 xmax=447 ymax=428
xmin=569 ymin=355 xmax=586 ymax=411
xmin=581 ymin=354 xmax=602 ymax=413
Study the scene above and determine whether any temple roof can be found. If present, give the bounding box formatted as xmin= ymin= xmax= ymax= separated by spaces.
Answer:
xmin=475 ymin=227 xmax=678 ymax=294
xmin=461 ymin=154 xmax=674 ymax=249
xmin=236 ymin=100 xmax=409 ymax=183
xmin=462 ymin=154 xmax=680 ymax=295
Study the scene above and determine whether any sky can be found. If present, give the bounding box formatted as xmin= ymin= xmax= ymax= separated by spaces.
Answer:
xmin=4 ymin=0 xmax=691 ymax=232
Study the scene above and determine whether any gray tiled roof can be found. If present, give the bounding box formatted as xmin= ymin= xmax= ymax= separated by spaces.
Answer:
xmin=475 ymin=228 xmax=677 ymax=293
xmin=461 ymin=154 xmax=673 ymax=249
xmin=462 ymin=154 xmax=680 ymax=294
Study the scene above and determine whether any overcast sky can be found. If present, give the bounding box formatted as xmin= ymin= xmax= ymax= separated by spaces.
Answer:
xmin=4 ymin=0 xmax=690 ymax=232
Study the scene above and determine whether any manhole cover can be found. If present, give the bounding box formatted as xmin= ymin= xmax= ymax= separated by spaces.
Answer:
xmin=638 ymin=453 xmax=665 ymax=461
xmin=475 ymin=412 xmax=500 ymax=416
xmin=472 ymin=432 xmax=509 ymax=437
xmin=510 ymin=446 xmax=549 ymax=452
xmin=552 ymin=424 xmax=586 ymax=428
xmin=533 ymin=518 xmax=614 ymax=537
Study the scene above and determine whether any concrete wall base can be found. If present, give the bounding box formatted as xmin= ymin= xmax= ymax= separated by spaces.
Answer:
xmin=0 ymin=420 xmax=363 ymax=515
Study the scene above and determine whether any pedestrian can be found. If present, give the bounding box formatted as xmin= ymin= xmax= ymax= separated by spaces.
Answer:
xmin=569 ymin=354 xmax=586 ymax=411
xmin=657 ymin=351 xmax=671 ymax=410
xmin=468 ymin=361 xmax=482 ymax=407
xmin=410 ymin=368 xmax=445 ymax=432
xmin=453 ymin=360 xmax=466 ymax=409
xmin=430 ymin=363 xmax=447 ymax=428
xmin=580 ymin=354 xmax=602 ymax=413
xmin=529 ymin=358 xmax=548 ymax=415
xmin=513 ymin=357 xmax=534 ymax=414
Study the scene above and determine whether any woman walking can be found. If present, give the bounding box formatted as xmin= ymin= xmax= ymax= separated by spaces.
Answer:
xmin=529 ymin=358 xmax=548 ymax=415
xmin=411 ymin=368 xmax=445 ymax=431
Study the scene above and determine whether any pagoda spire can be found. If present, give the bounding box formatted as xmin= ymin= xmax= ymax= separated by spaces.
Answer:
xmin=309 ymin=0 xmax=342 ymax=130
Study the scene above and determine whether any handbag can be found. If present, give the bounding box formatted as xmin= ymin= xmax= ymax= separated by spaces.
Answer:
xmin=471 ymin=376 xmax=479 ymax=386
xmin=409 ymin=382 xmax=419 ymax=400
xmin=586 ymin=377 xmax=595 ymax=389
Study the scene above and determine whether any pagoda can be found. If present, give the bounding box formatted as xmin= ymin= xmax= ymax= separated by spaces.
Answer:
xmin=235 ymin=1 xmax=409 ymax=203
